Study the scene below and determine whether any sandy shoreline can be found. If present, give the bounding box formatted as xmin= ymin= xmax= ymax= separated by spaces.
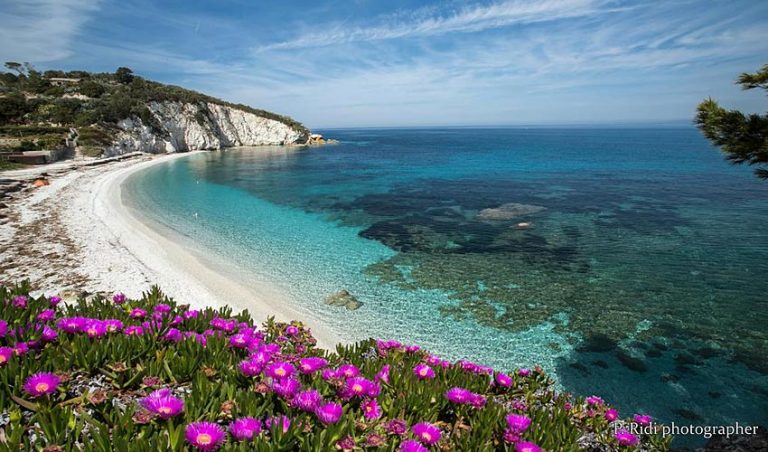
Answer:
xmin=0 ymin=152 xmax=341 ymax=348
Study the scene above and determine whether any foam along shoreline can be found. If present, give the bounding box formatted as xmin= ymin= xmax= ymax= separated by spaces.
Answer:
xmin=0 ymin=151 xmax=341 ymax=349
xmin=100 ymin=153 xmax=342 ymax=349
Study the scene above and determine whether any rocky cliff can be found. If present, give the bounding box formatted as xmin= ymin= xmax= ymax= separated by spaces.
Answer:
xmin=104 ymin=101 xmax=308 ymax=156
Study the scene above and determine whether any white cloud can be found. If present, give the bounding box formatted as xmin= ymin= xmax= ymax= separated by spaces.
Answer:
xmin=256 ymin=0 xmax=615 ymax=51
xmin=0 ymin=0 xmax=101 ymax=63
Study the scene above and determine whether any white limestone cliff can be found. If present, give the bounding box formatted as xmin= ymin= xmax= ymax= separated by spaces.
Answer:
xmin=104 ymin=101 xmax=307 ymax=156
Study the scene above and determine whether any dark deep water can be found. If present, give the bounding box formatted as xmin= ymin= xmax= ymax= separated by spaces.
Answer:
xmin=127 ymin=127 xmax=768 ymax=446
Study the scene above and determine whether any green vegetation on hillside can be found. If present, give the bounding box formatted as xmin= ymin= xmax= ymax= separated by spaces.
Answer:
xmin=696 ymin=63 xmax=768 ymax=179
xmin=0 ymin=63 xmax=308 ymax=157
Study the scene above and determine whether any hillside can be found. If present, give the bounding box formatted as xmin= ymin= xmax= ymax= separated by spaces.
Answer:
xmin=0 ymin=65 xmax=310 ymax=163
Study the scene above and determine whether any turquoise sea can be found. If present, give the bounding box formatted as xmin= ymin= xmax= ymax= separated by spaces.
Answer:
xmin=124 ymin=127 xmax=768 ymax=446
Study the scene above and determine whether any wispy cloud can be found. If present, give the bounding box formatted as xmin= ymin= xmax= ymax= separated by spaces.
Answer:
xmin=0 ymin=0 xmax=101 ymax=63
xmin=256 ymin=0 xmax=616 ymax=51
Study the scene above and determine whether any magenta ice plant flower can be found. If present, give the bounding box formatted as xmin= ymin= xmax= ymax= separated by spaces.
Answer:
xmin=362 ymin=398 xmax=382 ymax=420
xmin=104 ymin=319 xmax=123 ymax=332
xmin=400 ymin=440 xmax=428 ymax=452
xmin=229 ymin=417 xmax=262 ymax=442
xmin=238 ymin=359 xmax=263 ymax=377
xmin=41 ymin=326 xmax=58 ymax=342
xmin=12 ymin=295 xmax=27 ymax=308
xmin=412 ymin=422 xmax=441 ymax=445
xmin=585 ymin=395 xmax=604 ymax=406
xmin=285 ymin=325 xmax=299 ymax=336
xmin=112 ymin=292 xmax=126 ymax=304
xmin=57 ymin=317 xmax=86 ymax=333
xmin=266 ymin=415 xmax=291 ymax=433
xmin=265 ymin=361 xmax=296 ymax=380
xmin=445 ymin=387 xmax=473 ymax=404
xmin=615 ymin=429 xmax=639 ymax=446
xmin=376 ymin=364 xmax=390 ymax=383
xmin=517 ymin=368 xmax=531 ymax=377
xmin=315 ymin=402 xmax=343 ymax=425
xmin=343 ymin=377 xmax=377 ymax=399
xmin=413 ymin=364 xmax=435 ymax=380
xmin=338 ymin=364 xmax=360 ymax=378
xmin=129 ymin=308 xmax=146 ymax=319
xmin=49 ymin=295 xmax=62 ymax=306
xmin=140 ymin=388 xmax=184 ymax=419
xmin=605 ymin=408 xmax=619 ymax=422
xmin=185 ymin=422 xmax=226 ymax=451
xmin=292 ymin=389 xmax=323 ymax=412
xmin=0 ymin=347 xmax=13 ymax=365
xmin=299 ymin=356 xmax=328 ymax=374
xmin=387 ymin=419 xmax=408 ymax=436
xmin=634 ymin=414 xmax=652 ymax=425
xmin=469 ymin=393 xmax=487 ymax=408
xmin=23 ymin=372 xmax=60 ymax=398
xmin=36 ymin=309 xmax=56 ymax=322
xmin=496 ymin=372 xmax=513 ymax=387
xmin=516 ymin=442 xmax=543 ymax=452
xmin=506 ymin=414 xmax=532 ymax=433
xmin=84 ymin=320 xmax=106 ymax=338
xmin=271 ymin=377 xmax=301 ymax=399
xmin=124 ymin=325 xmax=144 ymax=336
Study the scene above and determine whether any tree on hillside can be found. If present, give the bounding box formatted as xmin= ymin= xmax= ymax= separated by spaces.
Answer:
xmin=115 ymin=67 xmax=134 ymax=84
xmin=696 ymin=64 xmax=768 ymax=179
xmin=4 ymin=62 xmax=24 ymax=76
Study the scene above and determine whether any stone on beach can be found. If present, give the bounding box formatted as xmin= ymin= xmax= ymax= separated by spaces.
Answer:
xmin=477 ymin=203 xmax=546 ymax=221
xmin=324 ymin=289 xmax=363 ymax=310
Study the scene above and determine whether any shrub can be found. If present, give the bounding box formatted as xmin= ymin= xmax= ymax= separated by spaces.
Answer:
xmin=0 ymin=282 xmax=671 ymax=450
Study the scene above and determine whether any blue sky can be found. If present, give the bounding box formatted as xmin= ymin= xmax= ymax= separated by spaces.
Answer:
xmin=1 ymin=0 xmax=767 ymax=128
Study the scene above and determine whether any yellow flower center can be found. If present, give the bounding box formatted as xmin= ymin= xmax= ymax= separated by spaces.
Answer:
xmin=422 ymin=432 xmax=432 ymax=442
xmin=352 ymin=384 xmax=363 ymax=393
xmin=419 ymin=369 xmax=428 ymax=376
xmin=35 ymin=383 xmax=49 ymax=393
xmin=275 ymin=368 xmax=286 ymax=377
xmin=158 ymin=407 xmax=171 ymax=414
xmin=0 ymin=356 xmax=6 ymax=363
xmin=197 ymin=433 xmax=212 ymax=445
xmin=88 ymin=328 xmax=97 ymax=335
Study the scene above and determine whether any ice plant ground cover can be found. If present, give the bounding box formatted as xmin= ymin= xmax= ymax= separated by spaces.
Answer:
xmin=0 ymin=282 xmax=670 ymax=450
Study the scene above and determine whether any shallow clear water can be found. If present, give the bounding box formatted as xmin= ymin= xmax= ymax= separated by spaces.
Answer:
xmin=125 ymin=127 xmax=768 ymax=445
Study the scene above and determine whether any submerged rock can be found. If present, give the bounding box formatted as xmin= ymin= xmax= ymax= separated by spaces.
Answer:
xmin=477 ymin=203 xmax=546 ymax=221
xmin=324 ymin=289 xmax=363 ymax=311
xmin=616 ymin=349 xmax=648 ymax=372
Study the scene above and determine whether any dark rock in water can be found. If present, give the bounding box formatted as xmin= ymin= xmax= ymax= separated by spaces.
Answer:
xmin=660 ymin=373 xmax=680 ymax=383
xmin=324 ymin=289 xmax=363 ymax=311
xmin=577 ymin=334 xmax=618 ymax=353
xmin=569 ymin=362 xmax=590 ymax=374
xmin=653 ymin=341 xmax=669 ymax=351
xmin=591 ymin=360 xmax=609 ymax=369
xmin=630 ymin=340 xmax=649 ymax=350
xmin=645 ymin=349 xmax=663 ymax=358
xmin=616 ymin=350 xmax=648 ymax=372
xmin=672 ymin=408 xmax=704 ymax=422
xmin=675 ymin=365 xmax=696 ymax=375
xmin=732 ymin=352 xmax=768 ymax=375
xmin=708 ymin=391 xmax=722 ymax=399
xmin=477 ymin=203 xmax=546 ymax=221
xmin=694 ymin=347 xmax=721 ymax=359
xmin=698 ymin=425 xmax=768 ymax=451
xmin=675 ymin=352 xmax=702 ymax=366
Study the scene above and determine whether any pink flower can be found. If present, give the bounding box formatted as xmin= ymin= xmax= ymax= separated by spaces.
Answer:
xmin=585 ymin=395 xmax=604 ymax=406
xmin=445 ymin=387 xmax=473 ymax=404
xmin=41 ymin=326 xmax=58 ymax=342
xmin=605 ymin=408 xmax=619 ymax=422
xmin=362 ymin=398 xmax=382 ymax=420
xmin=387 ymin=419 xmax=408 ymax=436
xmin=338 ymin=364 xmax=360 ymax=378
xmin=36 ymin=310 xmax=56 ymax=322
xmin=57 ymin=317 xmax=86 ymax=334
xmin=516 ymin=441 xmax=542 ymax=452
xmin=49 ymin=296 xmax=62 ymax=306
xmin=400 ymin=440 xmax=428 ymax=452
xmin=23 ymin=372 xmax=60 ymax=398
xmin=84 ymin=320 xmax=107 ymax=338
xmin=129 ymin=308 xmax=146 ymax=319
xmin=0 ymin=347 xmax=13 ymax=365
xmin=376 ymin=364 xmax=390 ymax=383
xmin=0 ymin=320 xmax=6 ymax=338
xmin=412 ymin=422 xmax=441 ymax=445
xmin=265 ymin=361 xmax=296 ymax=380
xmin=124 ymin=325 xmax=144 ymax=336
xmin=299 ymin=357 xmax=328 ymax=374
xmin=517 ymin=368 xmax=531 ymax=377
xmin=271 ymin=377 xmax=301 ymax=399
xmin=292 ymin=389 xmax=323 ymax=412
xmin=285 ymin=325 xmax=299 ymax=336
xmin=469 ymin=393 xmax=487 ymax=408
xmin=229 ymin=417 xmax=261 ymax=442
xmin=495 ymin=372 xmax=513 ymax=387
xmin=154 ymin=303 xmax=171 ymax=314
xmin=266 ymin=415 xmax=291 ymax=433
xmin=615 ymin=429 xmax=639 ymax=446
xmin=315 ymin=402 xmax=343 ymax=425
xmin=228 ymin=333 xmax=252 ymax=349
xmin=140 ymin=388 xmax=184 ymax=419
xmin=413 ymin=364 xmax=435 ymax=380
xmin=104 ymin=319 xmax=124 ymax=332
xmin=12 ymin=295 xmax=27 ymax=308
xmin=239 ymin=359 xmax=263 ymax=377
xmin=506 ymin=414 xmax=531 ymax=433
xmin=112 ymin=293 xmax=126 ymax=304
xmin=185 ymin=422 xmax=226 ymax=451
xmin=342 ymin=377 xmax=377 ymax=399
xmin=634 ymin=414 xmax=652 ymax=425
